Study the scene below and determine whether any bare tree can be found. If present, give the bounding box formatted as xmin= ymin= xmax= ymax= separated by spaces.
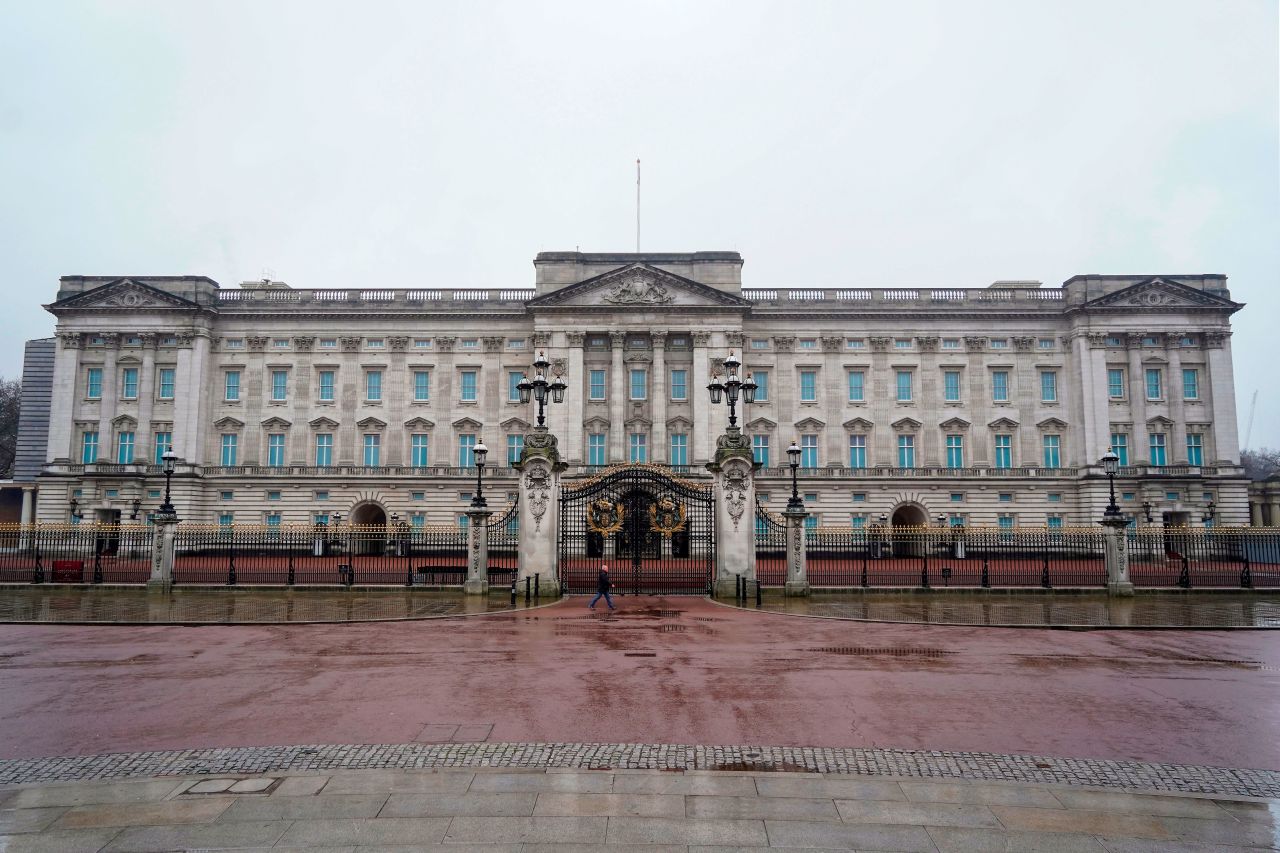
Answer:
xmin=0 ymin=378 xmax=19 ymax=478
xmin=1241 ymin=447 xmax=1280 ymax=481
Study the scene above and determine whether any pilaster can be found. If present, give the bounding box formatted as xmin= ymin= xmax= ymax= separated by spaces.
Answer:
xmin=1101 ymin=514 xmax=1133 ymax=596
xmin=609 ymin=331 xmax=625 ymax=462
xmin=707 ymin=427 xmax=756 ymax=597
xmin=783 ymin=505 xmax=810 ymax=596
xmin=516 ymin=429 xmax=564 ymax=597
xmin=464 ymin=507 xmax=492 ymax=595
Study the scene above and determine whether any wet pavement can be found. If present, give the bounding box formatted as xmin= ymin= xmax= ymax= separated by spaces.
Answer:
xmin=0 ymin=586 xmax=535 ymax=624
xmin=738 ymin=591 xmax=1280 ymax=628
xmin=1 ymin=596 xmax=1278 ymax=772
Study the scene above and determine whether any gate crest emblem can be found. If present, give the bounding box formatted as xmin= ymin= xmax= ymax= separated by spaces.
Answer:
xmin=648 ymin=497 xmax=687 ymax=538
xmin=586 ymin=498 xmax=625 ymax=536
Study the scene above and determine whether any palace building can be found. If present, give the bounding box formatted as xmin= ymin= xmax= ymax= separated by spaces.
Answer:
xmin=14 ymin=251 xmax=1249 ymax=530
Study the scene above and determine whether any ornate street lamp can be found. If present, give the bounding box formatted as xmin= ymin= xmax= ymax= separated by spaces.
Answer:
xmin=1141 ymin=500 xmax=1155 ymax=524
xmin=158 ymin=450 xmax=180 ymax=516
xmin=786 ymin=439 xmax=803 ymax=512
xmin=68 ymin=497 xmax=83 ymax=522
xmin=706 ymin=352 xmax=756 ymax=431
xmin=1100 ymin=451 xmax=1121 ymax=517
xmin=130 ymin=498 xmax=142 ymax=520
xmin=471 ymin=440 xmax=489 ymax=508
xmin=1202 ymin=500 xmax=1216 ymax=526
xmin=517 ymin=350 xmax=567 ymax=429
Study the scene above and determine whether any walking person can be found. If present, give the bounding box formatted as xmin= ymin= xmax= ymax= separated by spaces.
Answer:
xmin=589 ymin=564 xmax=615 ymax=610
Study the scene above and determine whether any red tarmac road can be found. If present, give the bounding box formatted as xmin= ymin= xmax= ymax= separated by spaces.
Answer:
xmin=1 ymin=596 xmax=1277 ymax=769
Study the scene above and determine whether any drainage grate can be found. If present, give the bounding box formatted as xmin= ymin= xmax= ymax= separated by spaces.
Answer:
xmin=808 ymin=647 xmax=955 ymax=658
xmin=660 ymin=624 xmax=687 ymax=633
xmin=657 ymin=610 xmax=684 ymax=618
xmin=624 ymin=652 xmax=657 ymax=657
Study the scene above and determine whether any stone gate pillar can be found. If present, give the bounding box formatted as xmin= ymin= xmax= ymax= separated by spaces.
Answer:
xmin=464 ymin=507 xmax=492 ymax=595
xmin=784 ymin=505 xmax=810 ymax=596
xmin=149 ymin=514 xmax=179 ymax=592
xmin=706 ymin=427 xmax=757 ymax=598
xmin=1100 ymin=514 xmax=1133 ymax=597
xmin=515 ymin=426 xmax=565 ymax=598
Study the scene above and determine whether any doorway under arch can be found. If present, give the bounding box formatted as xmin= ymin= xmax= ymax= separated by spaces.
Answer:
xmin=890 ymin=504 xmax=928 ymax=528
xmin=349 ymin=502 xmax=388 ymax=555
xmin=889 ymin=503 xmax=928 ymax=557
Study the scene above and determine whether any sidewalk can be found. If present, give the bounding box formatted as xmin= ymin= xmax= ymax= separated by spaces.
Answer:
xmin=2 ymin=765 xmax=1277 ymax=851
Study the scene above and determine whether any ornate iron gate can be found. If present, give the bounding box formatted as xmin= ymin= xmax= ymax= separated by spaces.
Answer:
xmin=559 ymin=465 xmax=715 ymax=595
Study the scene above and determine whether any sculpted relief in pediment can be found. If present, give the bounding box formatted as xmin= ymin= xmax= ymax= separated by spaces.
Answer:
xmin=600 ymin=270 xmax=673 ymax=305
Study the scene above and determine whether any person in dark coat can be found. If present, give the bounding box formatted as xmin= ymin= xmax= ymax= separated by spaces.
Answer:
xmin=589 ymin=564 xmax=615 ymax=610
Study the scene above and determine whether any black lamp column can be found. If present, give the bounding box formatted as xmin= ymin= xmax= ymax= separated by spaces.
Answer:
xmin=517 ymin=350 xmax=567 ymax=429
xmin=786 ymin=440 xmax=803 ymax=512
xmin=158 ymin=450 xmax=180 ymax=516
xmin=706 ymin=352 xmax=757 ymax=431
xmin=1100 ymin=451 xmax=1121 ymax=517
xmin=471 ymin=440 xmax=489 ymax=508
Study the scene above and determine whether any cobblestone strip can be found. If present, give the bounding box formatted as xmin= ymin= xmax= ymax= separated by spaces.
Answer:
xmin=2 ymin=741 xmax=1277 ymax=798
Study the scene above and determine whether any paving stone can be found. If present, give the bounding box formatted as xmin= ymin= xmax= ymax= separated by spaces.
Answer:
xmin=442 ymin=815 xmax=607 ymax=844
xmin=468 ymin=772 xmax=615 ymax=793
xmin=525 ymin=846 xmax=686 ymax=853
xmin=55 ymin=796 xmax=234 ymax=828
xmin=270 ymin=774 xmax=331 ymax=796
xmin=834 ymin=798 xmax=1002 ymax=828
xmin=187 ymin=778 xmax=236 ymax=793
xmin=320 ymin=769 xmax=473 ymax=795
xmin=687 ymin=793 xmax=840 ymax=821
xmin=606 ymin=816 xmax=768 ymax=846
xmin=990 ymin=805 xmax=1173 ymax=839
xmin=229 ymin=777 xmax=275 ymax=793
xmin=763 ymin=818 xmax=938 ymax=851
xmin=1210 ymin=798 xmax=1280 ymax=820
xmin=927 ymin=825 xmax=1107 ymax=852
xmin=1157 ymin=813 xmax=1280 ymax=847
xmin=217 ymin=793 xmax=387 ymax=821
xmin=1050 ymin=789 xmax=1233 ymax=819
xmin=900 ymin=780 xmax=1064 ymax=807
xmin=0 ymin=827 xmax=124 ymax=853
xmin=612 ymin=773 xmax=758 ymax=796
xmin=104 ymin=819 xmax=291 ymax=852
xmin=1097 ymin=839 xmax=1274 ymax=853
xmin=533 ymin=792 xmax=684 ymax=817
xmin=5 ymin=779 xmax=186 ymax=808
xmin=754 ymin=775 xmax=906 ymax=801
xmin=380 ymin=792 xmax=537 ymax=817
xmin=0 ymin=807 xmax=66 ymax=834
xmin=276 ymin=816 xmax=452 ymax=846
xmin=453 ymin=724 xmax=494 ymax=742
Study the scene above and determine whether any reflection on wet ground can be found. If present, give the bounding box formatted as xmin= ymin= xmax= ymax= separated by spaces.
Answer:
xmin=0 ymin=586 xmax=531 ymax=624
xmin=738 ymin=591 xmax=1280 ymax=628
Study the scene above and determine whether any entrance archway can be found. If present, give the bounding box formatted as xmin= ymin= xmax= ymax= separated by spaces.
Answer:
xmin=349 ymin=502 xmax=387 ymax=555
xmin=890 ymin=503 xmax=928 ymax=557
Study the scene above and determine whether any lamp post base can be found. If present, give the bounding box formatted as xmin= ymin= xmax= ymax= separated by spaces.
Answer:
xmin=784 ymin=580 xmax=810 ymax=597
xmin=463 ymin=578 xmax=489 ymax=596
xmin=1107 ymin=581 xmax=1135 ymax=597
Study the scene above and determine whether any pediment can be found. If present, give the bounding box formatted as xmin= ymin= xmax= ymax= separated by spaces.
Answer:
xmin=111 ymin=414 xmax=137 ymax=428
xmin=1081 ymin=278 xmax=1241 ymax=313
xmin=309 ymin=416 xmax=340 ymax=429
xmin=843 ymin=417 xmax=874 ymax=431
xmin=214 ymin=416 xmax=244 ymax=429
xmin=745 ymin=417 xmax=776 ymax=431
xmin=260 ymin=416 xmax=292 ymax=429
xmin=625 ymin=415 xmax=652 ymax=428
xmin=500 ymin=416 xmax=531 ymax=431
xmin=583 ymin=416 xmax=610 ymax=431
xmin=891 ymin=417 xmax=922 ymax=432
xmin=668 ymin=415 xmax=694 ymax=430
xmin=47 ymin=279 xmax=204 ymax=313
xmin=526 ymin=263 xmax=751 ymax=310
xmin=1146 ymin=415 xmax=1173 ymax=426
xmin=403 ymin=417 xmax=435 ymax=430
xmin=988 ymin=417 xmax=1020 ymax=430
xmin=793 ymin=417 xmax=826 ymax=431
xmin=938 ymin=417 xmax=970 ymax=431
xmin=452 ymin=417 xmax=483 ymax=430
xmin=1037 ymin=417 xmax=1068 ymax=430
xmin=356 ymin=416 xmax=387 ymax=430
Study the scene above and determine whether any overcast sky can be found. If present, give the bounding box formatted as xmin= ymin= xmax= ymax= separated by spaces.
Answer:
xmin=1 ymin=1 xmax=1277 ymax=447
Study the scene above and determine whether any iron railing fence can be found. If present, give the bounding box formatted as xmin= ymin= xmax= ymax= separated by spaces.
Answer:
xmin=484 ymin=500 xmax=520 ymax=586
xmin=170 ymin=524 xmax=468 ymax=586
xmin=0 ymin=524 xmax=154 ymax=583
xmin=754 ymin=500 xmax=788 ymax=586
xmin=1128 ymin=527 xmax=1280 ymax=589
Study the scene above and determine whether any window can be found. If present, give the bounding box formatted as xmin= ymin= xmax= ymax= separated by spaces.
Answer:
xmin=1182 ymin=368 xmax=1199 ymax=400
xmin=270 ymin=370 xmax=288 ymax=402
xmin=315 ymin=490 xmax=328 ymax=501
xmin=457 ymin=514 xmax=470 ymax=529
xmin=81 ymin=431 xmax=99 ymax=464
xmin=669 ymin=434 xmax=688 ymax=466
xmin=799 ymin=370 xmax=817 ymax=402
xmin=454 ymin=370 xmax=476 ymax=402
xmin=990 ymin=338 xmax=1008 ymax=349
xmin=266 ymin=513 xmax=282 ymax=537
xmin=1040 ymin=371 xmax=1057 ymax=402
xmin=950 ymin=514 xmax=966 ymax=527
xmin=411 ymin=370 xmax=429 ymax=402
xmin=116 ymin=431 xmax=135 ymax=464
xmin=411 ymin=434 xmax=430 ymax=467
xmin=945 ymin=435 xmax=964 ymax=468
xmin=314 ymin=513 xmax=330 ymax=526
xmin=851 ymin=492 xmax=866 ymax=503
xmin=411 ymin=491 xmax=425 ymax=501
xmin=153 ymin=431 xmax=172 ymax=464
xmin=314 ymin=434 xmax=333 ymax=466
xmin=1145 ymin=368 xmax=1162 ymax=400
xmin=629 ymin=433 xmax=647 ymax=463
xmin=1165 ymin=490 xmax=1180 ymax=502
xmin=1107 ymin=368 xmax=1125 ymax=399
xmin=800 ymin=434 xmax=818 ymax=469
xmin=460 ymin=338 xmax=479 ymax=349
xmin=950 ymin=493 xmax=964 ymax=502
xmin=1038 ymin=338 xmax=1054 ymax=350
xmin=1048 ymin=493 xmax=1062 ymax=503
xmin=1142 ymin=336 xmax=1159 ymax=346
xmin=267 ymin=434 xmax=285 ymax=467
xmin=366 ymin=370 xmax=383 ymax=401
xmin=272 ymin=338 xmax=289 ymax=349
xmin=753 ymin=371 xmax=768 ymax=401
xmin=896 ymin=370 xmax=912 ymax=402
xmin=105 ymin=489 xmax=119 ymax=498
xmin=86 ymin=367 xmax=102 ymax=399
xmin=994 ymin=434 xmax=1012 ymax=469
xmin=1042 ymin=434 xmax=1061 ymax=468
xmin=799 ymin=338 xmax=817 ymax=350
xmin=507 ymin=338 xmax=525 ymax=350
xmin=410 ymin=514 xmax=424 ymax=530
xmin=506 ymin=434 xmax=524 ymax=465
xmin=362 ymin=433 xmax=381 ymax=466
xmin=1182 ymin=336 xmax=1197 ymax=347
xmin=1048 ymin=515 xmax=1063 ymax=530
xmin=941 ymin=338 xmax=960 ymax=350
xmin=156 ymin=367 xmax=175 ymax=400
xmin=889 ymin=338 xmax=909 ymax=350
xmin=897 ymin=435 xmax=915 ymax=468
xmin=220 ymin=491 xmax=234 ymax=501
xmin=751 ymin=338 xmax=769 ymax=349
xmin=998 ymin=492 xmax=1013 ymax=502
xmin=218 ymin=513 xmax=234 ymax=528
xmin=1149 ymin=432 xmax=1167 ymax=466
xmin=224 ymin=338 xmax=244 ymax=349
xmin=847 ymin=339 xmax=866 ymax=349
xmin=943 ymin=370 xmax=961 ymax=402
xmin=121 ymin=367 xmax=139 ymax=399
xmin=630 ymin=369 xmax=647 ymax=400
xmin=589 ymin=369 xmax=606 ymax=400
xmin=507 ymin=371 xmax=523 ymax=402
xmin=992 ymin=370 xmax=1009 ymax=402
xmin=752 ymin=435 xmax=769 ymax=467
xmin=413 ymin=338 xmax=432 ymax=349
xmin=1111 ymin=433 xmax=1129 ymax=466
xmin=848 ymin=371 xmax=865 ymax=402
xmin=220 ymin=434 xmax=238 ymax=466
xmin=587 ymin=433 xmax=606 ymax=466
xmin=848 ymin=434 xmax=866 ymax=469
xmin=365 ymin=338 xmax=384 ymax=349
xmin=458 ymin=434 xmax=476 ymax=467
xmin=670 ymin=369 xmax=687 ymax=401
xmin=315 ymin=371 xmax=334 ymax=402
xmin=1186 ymin=434 xmax=1203 ymax=466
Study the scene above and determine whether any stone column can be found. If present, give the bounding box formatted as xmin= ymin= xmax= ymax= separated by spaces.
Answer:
xmin=565 ymin=332 xmax=586 ymax=463
xmin=609 ymin=331 xmax=625 ymax=462
xmin=783 ymin=505 xmax=809 ymax=596
xmin=1126 ymin=334 xmax=1148 ymax=461
xmin=148 ymin=513 xmax=179 ymax=592
xmin=96 ymin=336 xmax=119 ymax=453
xmin=651 ymin=331 xmax=668 ymax=462
xmin=19 ymin=486 xmax=34 ymax=550
xmin=1100 ymin=514 xmax=1133 ymax=596
xmin=1250 ymin=499 xmax=1262 ymax=527
xmin=822 ymin=336 xmax=844 ymax=467
xmin=516 ymin=427 xmax=564 ymax=597
xmin=692 ymin=332 xmax=713 ymax=465
xmin=707 ymin=427 xmax=756 ymax=597
xmin=136 ymin=336 xmax=156 ymax=463
xmin=48 ymin=333 xmax=82 ymax=463
xmin=1205 ymin=330 xmax=1240 ymax=462
xmin=464 ymin=507 xmax=492 ymax=595
xmin=1165 ymin=336 xmax=1186 ymax=462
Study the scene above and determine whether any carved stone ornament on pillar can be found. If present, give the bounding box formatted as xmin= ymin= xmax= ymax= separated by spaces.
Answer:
xmin=464 ymin=508 xmax=492 ymax=595
xmin=516 ymin=453 xmax=561 ymax=597
xmin=1100 ymin=515 xmax=1133 ymax=597
xmin=708 ymin=446 xmax=756 ymax=597
xmin=784 ymin=506 xmax=810 ymax=597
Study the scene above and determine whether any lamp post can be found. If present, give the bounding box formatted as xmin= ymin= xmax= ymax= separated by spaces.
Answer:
xmin=1100 ymin=451 xmax=1121 ymax=517
xmin=706 ymin=352 xmax=757 ymax=431
xmin=786 ymin=439 xmax=803 ymax=512
xmin=158 ymin=450 xmax=179 ymax=516
xmin=69 ymin=497 xmax=82 ymax=522
xmin=1202 ymin=500 xmax=1216 ymax=526
xmin=517 ymin=351 xmax=567 ymax=429
xmin=471 ymin=440 xmax=489 ymax=508
xmin=1141 ymin=500 xmax=1155 ymax=524
xmin=130 ymin=498 xmax=142 ymax=520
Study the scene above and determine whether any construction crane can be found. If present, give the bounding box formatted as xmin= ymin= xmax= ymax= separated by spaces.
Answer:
xmin=1242 ymin=389 xmax=1258 ymax=450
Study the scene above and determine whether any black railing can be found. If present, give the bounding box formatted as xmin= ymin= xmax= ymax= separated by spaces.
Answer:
xmin=0 ymin=524 xmax=153 ymax=584
xmin=1128 ymin=527 xmax=1280 ymax=589
xmin=754 ymin=500 xmax=788 ymax=586
xmin=485 ymin=499 xmax=520 ymax=586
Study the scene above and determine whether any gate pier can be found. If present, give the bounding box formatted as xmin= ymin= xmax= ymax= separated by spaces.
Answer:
xmin=707 ymin=427 xmax=758 ymax=599
xmin=463 ymin=507 xmax=492 ymax=595
xmin=515 ymin=427 xmax=565 ymax=598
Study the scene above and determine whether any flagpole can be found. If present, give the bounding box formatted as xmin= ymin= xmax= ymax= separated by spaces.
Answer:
xmin=636 ymin=158 xmax=641 ymax=252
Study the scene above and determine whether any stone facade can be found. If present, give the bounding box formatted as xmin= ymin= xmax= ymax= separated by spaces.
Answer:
xmin=30 ymin=253 xmax=1248 ymax=528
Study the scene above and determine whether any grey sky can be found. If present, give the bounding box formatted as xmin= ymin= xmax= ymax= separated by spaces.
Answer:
xmin=2 ymin=0 xmax=1276 ymax=446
